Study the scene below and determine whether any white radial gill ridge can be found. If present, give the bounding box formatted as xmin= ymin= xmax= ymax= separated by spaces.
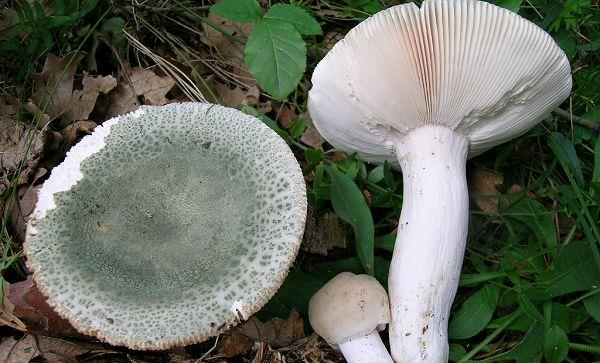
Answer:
xmin=308 ymin=0 xmax=572 ymax=165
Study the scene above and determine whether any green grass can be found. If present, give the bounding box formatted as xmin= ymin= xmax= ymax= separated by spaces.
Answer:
xmin=1 ymin=0 xmax=599 ymax=362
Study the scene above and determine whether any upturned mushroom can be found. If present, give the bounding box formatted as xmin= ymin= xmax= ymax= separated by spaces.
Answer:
xmin=25 ymin=103 xmax=307 ymax=350
xmin=308 ymin=1 xmax=571 ymax=361
xmin=309 ymin=272 xmax=393 ymax=363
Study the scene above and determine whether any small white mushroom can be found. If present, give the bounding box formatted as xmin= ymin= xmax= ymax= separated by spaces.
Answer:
xmin=309 ymin=272 xmax=393 ymax=363
xmin=24 ymin=103 xmax=307 ymax=350
xmin=308 ymin=1 xmax=572 ymax=361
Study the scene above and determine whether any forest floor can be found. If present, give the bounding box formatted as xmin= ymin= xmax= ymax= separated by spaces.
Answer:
xmin=0 ymin=0 xmax=599 ymax=362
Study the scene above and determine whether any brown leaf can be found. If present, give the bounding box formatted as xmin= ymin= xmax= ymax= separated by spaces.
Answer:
xmin=0 ymin=114 xmax=48 ymax=196
xmin=106 ymin=68 xmax=175 ymax=118
xmin=10 ymin=185 xmax=40 ymax=242
xmin=239 ymin=310 xmax=305 ymax=348
xmin=0 ymin=334 xmax=107 ymax=363
xmin=4 ymin=277 xmax=86 ymax=339
xmin=300 ymin=113 xmax=325 ymax=149
xmin=30 ymin=53 xmax=86 ymax=121
xmin=59 ymin=120 xmax=97 ymax=147
xmin=470 ymin=168 xmax=503 ymax=213
xmin=276 ymin=105 xmax=296 ymax=129
xmin=202 ymin=14 xmax=255 ymax=84
xmin=0 ymin=335 xmax=39 ymax=363
xmin=219 ymin=310 xmax=305 ymax=357
xmin=302 ymin=207 xmax=349 ymax=256
xmin=62 ymin=74 xmax=117 ymax=124
xmin=0 ymin=7 xmax=19 ymax=41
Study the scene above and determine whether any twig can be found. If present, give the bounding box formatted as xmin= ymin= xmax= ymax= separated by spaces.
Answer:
xmin=554 ymin=107 xmax=600 ymax=132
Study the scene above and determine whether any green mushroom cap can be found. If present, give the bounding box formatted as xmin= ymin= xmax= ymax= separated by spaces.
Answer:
xmin=25 ymin=103 xmax=307 ymax=350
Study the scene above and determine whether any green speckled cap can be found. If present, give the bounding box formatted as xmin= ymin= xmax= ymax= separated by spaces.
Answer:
xmin=24 ymin=103 xmax=307 ymax=350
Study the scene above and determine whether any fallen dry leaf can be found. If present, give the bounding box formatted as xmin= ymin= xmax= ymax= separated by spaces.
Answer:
xmin=202 ymin=14 xmax=255 ymax=85
xmin=30 ymin=53 xmax=86 ymax=123
xmin=0 ymin=113 xmax=48 ymax=196
xmin=470 ymin=168 xmax=504 ymax=213
xmin=62 ymin=74 xmax=117 ymax=124
xmin=276 ymin=105 xmax=296 ymax=129
xmin=302 ymin=207 xmax=349 ymax=256
xmin=59 ymin=120 xmax=97 ymax=148
xmin=30 ymin=54 xmax=117 ymax=128
xmin=0 ymin=334 xmax=108 ymax=363
xmin=0 ymin=335 xmax=38 ymax=363
xmin=300 ymin=113 xmax=325 ymax=149
xmin=218 ymin=310 xmax=305 ymax=357
xmin=3 ymin=277 xmax=85 ymax=339
xmin=10 ymin=185 xmax=39 ymax=242
xmin=106 ymin=67 xmax=175 ymax=118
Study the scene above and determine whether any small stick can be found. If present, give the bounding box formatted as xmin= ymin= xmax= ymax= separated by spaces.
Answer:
xmin=554 ymin=108 xmax=600 ymax=132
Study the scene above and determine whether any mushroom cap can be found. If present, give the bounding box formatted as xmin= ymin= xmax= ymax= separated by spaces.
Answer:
xmin=24 ymin=103 xmax=307 ymax=350
xmin=308 ymin=0 xmax=572 ymax=167
xmin=308 ymin=272 xmax=390 ymax=347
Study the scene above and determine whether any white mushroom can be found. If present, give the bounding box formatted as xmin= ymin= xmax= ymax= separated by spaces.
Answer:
xmin=308 ymin=1 xmax=571 ymax=361
xmin=25 ymin=103 xmax=307 ymax=350
xmin=309 ymin=272 xmax=393 ymax=363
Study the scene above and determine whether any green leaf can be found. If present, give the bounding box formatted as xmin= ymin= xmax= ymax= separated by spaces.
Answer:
xmin=492 ymin=0 xmax=523 ymax=12
xmin=583 ymin=290 xmax=600 ymax=323
xmin=210 ymin=0 xmax=262 ymax=23
xmin=305 ymin=149 xmax=323 ymax=164
xmin=374 ymin=233 xmax=395 ymax=252
xmin=548 ymin=132 xmax=584 ymax=187
xmin=592 ymin=135 xmax=600 ymax=198
xmin=484 ymin=322 xmax=545 ymax=361
xmin=245 ymin=19 xmax=306 ymax=100
xmin=264 ymin=4 xmax=322 ymax=35
xmin=325 ymin=165 xmax=375 ymax=274
xmin=544 ymin=324 xmax=569 ymax=363
xmin=449 ymin=344 xmax=469 ymax=362
xmin=309 ymin=257 xmax=389 ymax=289
xmin=518 ymin=294 xmax=544 ymax=322
xmin=268 ymin=270 xmax=323 ymax=315
xmin=367 ymin=165 xmax=385 ymax=184
xmin=545 ymin=241 xmax=600 ymax=296
xmin=449 ymin=284 xmax=500 ymax=339
xmin=100 ymin=17 xmax=127 ymax=51
xmin=290 ymin=119 xmax=307 ymax=139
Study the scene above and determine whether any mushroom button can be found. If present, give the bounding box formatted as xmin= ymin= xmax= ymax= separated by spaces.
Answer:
xmin=309 ymin=272 xmax=393 ymax=363
xmin=25 ymin=103 xmax=307 ymax=350
xmin=308 ymin=0 xmax=571 ymax=361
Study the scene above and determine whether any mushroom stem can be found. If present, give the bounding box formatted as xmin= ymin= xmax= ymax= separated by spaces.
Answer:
xmin=389 ymin=125 xmax=469 ymax=362
xmin=338 ymin=331 xmax=394 ymax=363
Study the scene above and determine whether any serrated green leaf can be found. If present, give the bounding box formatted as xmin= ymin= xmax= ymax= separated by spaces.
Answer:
xmin=449 ymin=284 xmax=500 ymax=339
xmin=544 ymin=324 xmax=569 ymax=363
xmin=264 ymin=3 xmax=322 ymax=35
xmin=325 ymin=165 xmax=374 ymax=274
xmin=245 ymin=19 xmax=306 ymax=100
xmin=210 ymin=0 xmax=262 ymax=23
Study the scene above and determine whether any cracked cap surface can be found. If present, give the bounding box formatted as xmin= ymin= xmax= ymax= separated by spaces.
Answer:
xmin=25 ymin=103 xmax=307 ymax=350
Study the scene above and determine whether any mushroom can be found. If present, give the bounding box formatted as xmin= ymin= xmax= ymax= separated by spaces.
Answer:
xmin=308 ymin=1 xmax=571 ymax=361
xmin=24 ymin=103 xmax=307 ymax=350
xmin=309 ymin=272 xmax=393 ymax=363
